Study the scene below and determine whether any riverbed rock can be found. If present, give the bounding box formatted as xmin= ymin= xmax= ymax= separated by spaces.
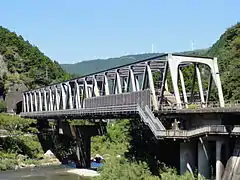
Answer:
xmin=44 ymin=150 xmax=55 ymax=157
xmin=67 ymin=169 xmax=100 ymax=177
xmin=17 ymin=154 xmax=27 ymax=159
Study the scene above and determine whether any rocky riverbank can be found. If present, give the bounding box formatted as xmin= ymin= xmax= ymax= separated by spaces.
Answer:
xmin=0 ymin=150 xmax=61 ymax=171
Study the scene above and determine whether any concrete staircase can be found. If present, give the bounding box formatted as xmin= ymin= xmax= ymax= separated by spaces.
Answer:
xmin=137 ymin=105 xmax=166 ymax=135
xmin=137 ymin=105 xmax=240 ymax=139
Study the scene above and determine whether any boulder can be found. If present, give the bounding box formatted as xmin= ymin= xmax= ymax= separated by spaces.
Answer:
xmin=44 ymin=150 xmax=55 ymax=157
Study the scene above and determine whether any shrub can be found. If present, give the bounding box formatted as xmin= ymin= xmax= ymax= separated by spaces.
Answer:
xmin=0 ymin=113 xmax=37 ymax=133
xmin=187 ymin=104 xmax=198 ymax=110
xmin=0 ymin=100 xmax=7 ymax=113
xmin=94 ymin=157 xmax=159 ymax=180
xmin=2 ymin=136 xmax=43 ymax=158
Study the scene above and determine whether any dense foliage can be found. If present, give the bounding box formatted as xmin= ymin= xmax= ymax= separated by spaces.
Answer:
xmin=91 ymin=120 xmax=196 ymax=180
xmin=0 ymin=26 xmax=71 ymax=93
xmin=0 ymin=99 xmax=7 ymax=113
xmin=0 ymin=114 xmax=43 ymax=170
xmin=207 ymin=23 xmax=240 ymax=100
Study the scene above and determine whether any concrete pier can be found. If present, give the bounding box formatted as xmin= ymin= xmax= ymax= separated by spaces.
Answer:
xmin=75 ymin=135 xmax=91 ymax=168
xmin=216 ymin=140 xmax=224 ymax=180
xmin=198 ymin=138 xmax=210 ymax=179
xmin=180 ymin=141 xmax=196 ymax=175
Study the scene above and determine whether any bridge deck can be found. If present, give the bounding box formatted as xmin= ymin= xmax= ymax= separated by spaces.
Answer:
xmin=20 ymin=104 xmax=240 ymax=119
xmin=20 ymin=104 xmax=138 ymax=119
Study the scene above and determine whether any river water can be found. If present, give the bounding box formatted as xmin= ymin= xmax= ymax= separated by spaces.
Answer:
xmin=0 ymin=166 xmax=90 ymax=180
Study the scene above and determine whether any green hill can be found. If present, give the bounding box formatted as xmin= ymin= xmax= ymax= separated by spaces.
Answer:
xmin=61 ymin=23 xmax=240 ymax=101
xmin=61 ymin=49 xmax=207 ymax=77
xmin=0 ymin=26 xmax=71 ymax=96
xmin=207 ymin=23 xmax=240 ymax=100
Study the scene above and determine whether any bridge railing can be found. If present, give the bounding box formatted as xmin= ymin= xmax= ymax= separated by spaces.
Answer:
xmin=84 ymin=89 xmax=151 ymax=109
xmin=159 ymin=100 xmax=240 ymax=111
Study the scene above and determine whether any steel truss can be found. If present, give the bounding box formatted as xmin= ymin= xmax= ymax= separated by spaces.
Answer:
xmin=21 ymin=54 xmax=225 ymax=115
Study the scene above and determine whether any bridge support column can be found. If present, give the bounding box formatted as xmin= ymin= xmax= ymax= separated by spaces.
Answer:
xmin=198 ymin=138 xmax=210 ymax=179
xmin=216 ymin=140 xmax=224 ymax=180
xmin=36 ymin=119 xmax=54 ymax=153
xmin=75 ymin=135 xmax=91 ymax=168
xmin=180 ymin=141 xmax=196 ymax=176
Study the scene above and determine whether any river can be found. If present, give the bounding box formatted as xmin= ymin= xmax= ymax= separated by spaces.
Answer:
xmin=0 ymin=166 xmax=90 ymax=180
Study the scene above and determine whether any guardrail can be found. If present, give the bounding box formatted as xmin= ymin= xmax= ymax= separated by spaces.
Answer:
xmin=20 ymin=104 xmax=139 ymax=118
xmin=137 ymin=104 xmax=240 ymax=139
xmin=159 ymin=125 xmax=240 ymax=139
xmin=159 ymin=100 xmax=240 ymax=111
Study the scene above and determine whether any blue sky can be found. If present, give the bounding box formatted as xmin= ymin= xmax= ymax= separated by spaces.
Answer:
xmin=1 ymin=0 xmax=239 ymax=64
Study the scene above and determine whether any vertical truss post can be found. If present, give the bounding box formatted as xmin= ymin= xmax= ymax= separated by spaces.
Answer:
xmin=168 ymin=54 xmax=182 ymax=109
xmin=38 ymin=90 xmax=42 ymax=111
xmin=55 ymin=86 xmax=60 ymax=110
xmin=43 ymin=89 xmax=47 ymax=111
xmin=81 ymin=79 xmax=88 ymax=108
xmin=126 ymin=66 xmax=136 ymax=92
xmin=113 ymin=70 xmax=122 ymax=94
xmin=190 ymin=63 xmax=197 ymax=103
xmin=26 ymin=93 xmax=29 ymax=112
xmin=212 ymin=57 xmax=225 ymax=107
xmin=103 ymin=73 xmax=109 ymax=95
xmin=88 ymin=86 xmax=92 ymax=98
xmin=123 ymin=78 xmax=127 ymax=93
xmin=196 ymin=65 xmax=205 ymax=107
xmin=74 ymin=80 xmax=80 ymax=109
xmin=116 ymin=70 xmax=122 ymax=94
xmin=22 ymin=93 xmax=26 ymax=112
xmin=179 ymin=68 xmax=188 ymax=108
xmin=80 ymin=86 xmax=84 ymax=108
xmin=146 ymin=62 xmax=158 ymax=111
xmin=29 ymin=92 xmax=33 ymax=112
xmin=34 ymin=91 xmax=38 ymax=111
xmin=129 ymin=66 xmax=136 ymax=92
xmin=61 ymin=84 xmax=66 ymax=110
xmin=135 ymin=76 xmax=140 ymax=91
xmin=67 ymin=83 xmax=73 ymax=109
xmin=159 ymin=61 xmax=168 ymax=105
xmin=165 ymin=79 xmax=169 ymax=92
xmin=49 ymin=88 xmax=53 ymax=111
xmin=84 ymin=79 xmax=89 ymax=99
xmin=92 ymin=76 xmax=100 ymax=97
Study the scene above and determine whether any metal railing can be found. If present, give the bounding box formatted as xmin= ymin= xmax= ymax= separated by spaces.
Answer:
xmin=137 ymin=105 xmax=240 ymax=139
xmin=21 ymin=104 xmax=139 ymax=118
xmin=159 ymin=100 xmax=240 ymax=111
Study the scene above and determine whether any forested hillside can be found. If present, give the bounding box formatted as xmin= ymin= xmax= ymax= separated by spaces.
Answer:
xmin=61 ymin=49 xmax=207 ymax=76
xmin=207 ymin=23 xmax=240 ymax=100
xmin=0 ymin=26 xmax=71 ymax=96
